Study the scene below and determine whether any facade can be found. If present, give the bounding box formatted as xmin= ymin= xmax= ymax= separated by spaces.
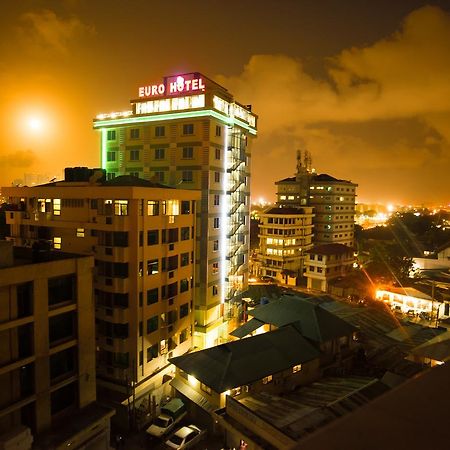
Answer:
xmin=256 ymin=206 xmax=314 ymax=284
xmin=93 ymin=72 xmax=257 ymax=348
xmin=3 ymin=172 xmax=199 ymax=407
xmin=0 ymin=241 xmax=113 ymax=449
xmin=305 ymin=244 xmax=355 ymax=292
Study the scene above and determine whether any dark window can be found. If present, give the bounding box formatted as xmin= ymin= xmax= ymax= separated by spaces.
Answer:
xmin=183 ymin=123 xmax=194 ymax=135
xmin=50 ymin=347 xmax=76 ymax=382
xmin=155 ymin=126 xmax=165 ymax=137
xmin=147 ymin=344 xmax=158 ymax=362
xmin=107 ymin=130 xmax=116 ymax=140
xmin=130 ymin=149 xmax=140 ymax=161
xmin=147 ymin=288 xmax=158 ymax=305
xmin=147 ymin=316 xmax=158 ymax=334
xmin=106 ymin=151 xmax=116 ymax=162
xmin=215 ymin=148 xmax=221 ymax=160
xmin=180 ymin=279 xmax=189 ymax=293
xmin=182 ymin=147 xmax=193 ymax=159
xmin=139 ymin=321 xmax=143 ymax=336
xmin=48 ymin=275 xmax=75 ymax=307
xmin=155 ymin=148 xmax=165 ymax=159
xmin=181 ymin=227 xmax=190 ymax=240
xmin=213 ymin=195 xmax=220 ymax=206
xmin=180 ymin=252 xmax=189 ymax=266
xmin=139 ymin=351 xmax=143 ymax=366
xmin=167 ymin=228 xmax=179 ymax=243
xmin=168 ymin=282 xmax=178 ymax=297
xmin=213 ymin=217 xmax=220 ymax=228
xmin=147 ymin=230 xmax=159 ymax=245
xmin=181 ymin=201 xmax=190 ymax=214
xmin=167 ymin=255 xmax=178 ymax=271
xmin=180 ymin=303 xmax=189 ymax=318
xmin=214 ymin=172 xmax=220 ymax=183
xmin=130 ymin=128 xmax=140 ymax=139
xmin=49 ymin=312 xmax=76 ymax=346
xmin=18 ymin=323 xmax=33 ymax=358
xmin=17 ymin=282 xmax=33 ymax=317
xmin=182 ymin=170 xmax=193 ymax=182
xmin=51 ymin=382 xmax=77 ymax=415
xmin=113 ymin=231 xmax=128 ymax=247
xmin=213 ymin=240 xmax=219 ymax=251
xmin=215 ymin=125 xmax=221 ymax=136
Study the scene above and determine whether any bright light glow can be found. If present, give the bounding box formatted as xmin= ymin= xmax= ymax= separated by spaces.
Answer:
xmin=220 ymin=125 xmax=230 ymax=305
xmin=28 ymin=117 xmax=43 ymax=131
xmin=188 ymin=374 xmax=198 ymax=386
xmin=387 ymin=204 xmax=394 ymax=212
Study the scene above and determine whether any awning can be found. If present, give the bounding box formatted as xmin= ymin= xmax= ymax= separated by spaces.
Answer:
xmin=230 ymin=318 xmax=265 ymax=338
xmin=170 ymin=377 xmax=216 ymax=413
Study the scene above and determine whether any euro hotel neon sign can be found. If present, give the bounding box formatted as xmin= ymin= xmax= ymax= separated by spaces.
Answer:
xmin=138 ymin=75 xmax=206 ymax=98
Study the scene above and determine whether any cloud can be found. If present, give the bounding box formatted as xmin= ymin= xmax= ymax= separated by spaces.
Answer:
xmin=17 ymin=9 xmax=95 ymax=55
xmin=216 ymin=6 xmax=450 ymax=203
xmin=0 ymin=150 xmax=36 ymax=168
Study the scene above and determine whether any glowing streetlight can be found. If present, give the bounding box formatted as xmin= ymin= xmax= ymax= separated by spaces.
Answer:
xmin=28 ymin=117 xmax=43 ymax=132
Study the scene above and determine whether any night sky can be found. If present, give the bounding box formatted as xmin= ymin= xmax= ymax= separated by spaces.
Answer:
xmin=1 ymin=0 xmax=449 ymax=204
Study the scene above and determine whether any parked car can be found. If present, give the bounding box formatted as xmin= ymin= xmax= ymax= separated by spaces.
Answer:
xmin=146 ymin=398 xmax=187 ymax=438
xmin=165 ymin=424 xmax=206 ymax=449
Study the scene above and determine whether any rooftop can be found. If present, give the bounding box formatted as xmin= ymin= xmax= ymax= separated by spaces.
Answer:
xmin=306 ymin=243 xmax=355 ymax=255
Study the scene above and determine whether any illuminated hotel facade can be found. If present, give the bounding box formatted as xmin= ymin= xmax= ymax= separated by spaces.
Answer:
xmin=93 ymin=73 xmax=257 ymax=348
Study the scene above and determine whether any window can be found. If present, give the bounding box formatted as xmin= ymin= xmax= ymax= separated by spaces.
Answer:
xmin=215 ymin=148 xmax=221 ymax=160
xmin=213 ymin=217 xmax=220 ymax=228
xmin=183 ymin=123 xmax=194 ymax=135
xmin=155 ymin=148 xmax=165 ymax=159
xmin=180 ymin=302 xmax=189 ymax=318
xmin=147 ymin=259 xmax=159 ymax=275
xmin=48 ymin=275 xmax=75 ymax=306
xmin=154 ymin=171 xmax=164 ymax=182
xmin=53 ymin=199 xmax=61 ymax=216
xmin=212 ymin=262 xmax=219 ymax=274
xmin=147 ymin=316 xmax=158 ymax=334
xmin=201 ymin=383 xmax=212 ymax=395
xmin=292 ymin=364 xmax=302 ymax=373
xmin=147 ymin=230 xmax=159 ymax=245
xmin=147 ymin=344 xmax=158 ymax=362
xmin=114 ymin=200 xmax=128 ymax=215
xmin=53 ymin=237 xmax=61 ymax=249
xmin=76 ymin=228 xmax=85 ymax=237
xmin=212 ymin=285 xmax=218 ymax=296
xmin=155 ymin=125 xmax=165 ymax=137
xmin=107 ymin=151 xmax=116 ymax=162
xmin=182 ymin=147 xmax=193 ymax=159
xmin=262 ymin=375 xmax=273 ymax=384
xmin=130 ymin=149 xmax=140 ymax=161
xmin=129 ymin=171 xmax=139 ymax=177
xmin=180 ymin=279 xmax=189 ymax=293
xmin=147 ymin=201 xmax=159 ymax=216
xmin=213 ymin=240 xmax=219 ymax=251
xmin=215 ymin=125 xmax=221 ymax=137
xmin=107 ymin=130 xmax=116 ymax=140
xmin=214 ymin=172 xmax=220 ymax=183
xmin=130 ymin=128 xmax=140 ymax=139
xmin=147 ymin=288 xmax=158 ymax=305
xmin=181 ymin=227 xmax=190 ymax=240
xmin=181 ymin=252 xmax=189 ymax=266
xmin=181 ymin=200 xmax=190 ymax=214
xmin=163 ymin=199 xmax=180 ymax=216
xmin=106 ymin=172 xmax=116 ymax=180
xmin=213 ymin=194 xmax=220 ymax=206
xmin=182 ymin=170 xmax=193 ymax=182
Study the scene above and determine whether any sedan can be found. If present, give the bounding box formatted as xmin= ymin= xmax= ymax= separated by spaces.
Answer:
xmin=165 ymin=424 xmax=206 ymax=449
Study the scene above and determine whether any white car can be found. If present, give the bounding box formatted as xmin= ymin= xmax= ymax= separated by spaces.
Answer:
xmin=165 ymin=424 xmax=206 ymax=449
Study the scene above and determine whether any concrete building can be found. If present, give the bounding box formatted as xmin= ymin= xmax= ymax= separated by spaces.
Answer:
xmin=93 ymin=72 xmax=258 ymax=348
xmin=305 ymin=244 xmax=355 ymax=292
xmin=3 ymin=171 xmax=199 ymax=414
xmin=0 ymin=241 xmax=113 ymax=450
xmin=255 ymin=206 xmax=314 ymax=284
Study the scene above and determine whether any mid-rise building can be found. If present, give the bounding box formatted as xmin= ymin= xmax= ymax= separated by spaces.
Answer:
xmin=0 ymin=241 xmax=113 ymax=449
xmin=3 ymin=170 xmax=199 ymax=410
xmin=93 ymin=72 xmax=257 ymax=347
xmin=255 ymin=206 xmax=314 ymax=284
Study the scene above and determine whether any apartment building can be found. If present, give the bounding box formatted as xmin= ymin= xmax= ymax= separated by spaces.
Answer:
xmin=0 ymin=241 xmax=113 ymax=450
xmin=93 ymin=72 xmax=257 ymax=347
xmin=255 ymin=206 xmax=314 ymax=284
xmin=3 ymin=170 xmax=199 ymax=407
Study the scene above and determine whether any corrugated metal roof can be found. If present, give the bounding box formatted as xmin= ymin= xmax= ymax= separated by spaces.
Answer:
xmin=230 ymin=318 xmax=265 ymax=338
xmin=169 ymin=326 xmax=320 ymax=393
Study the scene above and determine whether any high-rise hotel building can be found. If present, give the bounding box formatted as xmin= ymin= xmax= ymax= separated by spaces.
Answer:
xmin=93 ymin=73 xmax=257 ymax=347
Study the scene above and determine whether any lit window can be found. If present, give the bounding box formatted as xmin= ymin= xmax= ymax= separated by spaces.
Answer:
xmin=163 ymin=200 xmax=180 ymax=216
xmin=147 ymin=200 xmax=159 ymax=216
xmin=262 ymin=375 xmax=273 ymax=384
xmin=53 ymin=237 xmax=61 ymax=249
xmin=280 ymin=195 xmax=286 ymax=200
xmin=212 ymin=262 xmax=219 ymax=274
xmin=76 ymin=228 xmax=85 ymax=237
xmin=53 ymin=199 xmax=61 ymax=216
xmin=292 ymin=364 xmax=302 ymax=373
xmin=114 ymin=200 xmax=128 ymax=216
xmin=147 ymin=259 xmax=159 ymax=275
